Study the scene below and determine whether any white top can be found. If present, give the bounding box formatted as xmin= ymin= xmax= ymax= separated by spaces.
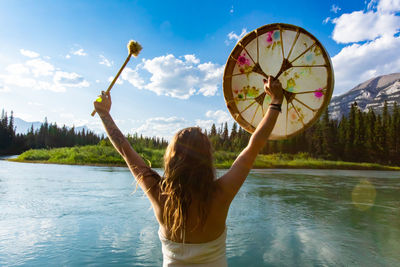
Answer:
xmin=158 ymin=227 xmax=228 ymax=267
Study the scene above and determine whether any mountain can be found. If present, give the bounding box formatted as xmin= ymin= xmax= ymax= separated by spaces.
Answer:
xmin=329 ymin=73 xmax=400 ymax=120
xmin=13 ymin=118 xmax=42 ymax=134
xmin=13 ymin=117 xmax=91 ymax=135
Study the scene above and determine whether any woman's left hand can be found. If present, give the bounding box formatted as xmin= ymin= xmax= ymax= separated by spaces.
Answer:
xmin=93 ymin=91 xmax=111 ymax=116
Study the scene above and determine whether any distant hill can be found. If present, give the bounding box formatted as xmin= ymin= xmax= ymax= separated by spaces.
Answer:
xmin=329 ymin=73 xmax=400 ymax=119
xmin=14 ymin=117 xmax=90 ymax=135
xmin=14 ymin=118 xmax=42 ymax=134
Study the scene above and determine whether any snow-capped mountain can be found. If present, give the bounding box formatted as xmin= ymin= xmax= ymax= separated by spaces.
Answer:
xmin=329 ymin=73 xmax=400 ymax=120
xmin=13 ymin=117 xmax=90 ymax=135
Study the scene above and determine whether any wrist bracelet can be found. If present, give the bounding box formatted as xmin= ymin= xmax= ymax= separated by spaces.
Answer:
xmin=269 ymin=103 xmax=282 ymax=112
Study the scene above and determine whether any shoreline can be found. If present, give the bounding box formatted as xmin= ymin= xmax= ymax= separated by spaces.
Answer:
xmin=7 ymin=158 xmax=400 ymax=171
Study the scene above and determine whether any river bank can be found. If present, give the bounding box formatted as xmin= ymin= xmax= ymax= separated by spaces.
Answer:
xmin=7 ymin=145 xmax=400 ymax=171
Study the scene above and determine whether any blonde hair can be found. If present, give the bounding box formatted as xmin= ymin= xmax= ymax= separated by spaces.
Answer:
xmin=161 ymin=127 xmax=216 ymax=240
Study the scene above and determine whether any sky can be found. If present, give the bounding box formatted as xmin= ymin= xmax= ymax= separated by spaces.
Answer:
xmin=0 ymin=0 xmax=399 ymax=138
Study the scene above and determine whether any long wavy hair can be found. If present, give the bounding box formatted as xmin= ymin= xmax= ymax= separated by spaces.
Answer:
xmin=160 ymin=127 xmax=216 ymax=240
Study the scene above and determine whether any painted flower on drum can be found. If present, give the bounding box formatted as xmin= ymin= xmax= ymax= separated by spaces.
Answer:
xmin=314 ymin=88 xmax=324 ymax=98
xmin=286 ymin=78 xmax=296 ymax=92
xmin=237 ymin=54 xmax=250 ymax=66
xmin=266 ymin=30 xmax=280 ymax=46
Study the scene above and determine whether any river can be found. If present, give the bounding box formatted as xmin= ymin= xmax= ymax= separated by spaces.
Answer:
xmin=0 ymin=159 xmax=399 ymax=266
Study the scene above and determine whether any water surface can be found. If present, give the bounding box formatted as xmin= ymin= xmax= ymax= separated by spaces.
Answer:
xmin=0 ymin=160 xmax=399 ymax=266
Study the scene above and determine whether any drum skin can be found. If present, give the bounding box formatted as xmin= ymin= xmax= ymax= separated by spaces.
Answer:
xmin=223 ymin=23 xmax=334 ymax=140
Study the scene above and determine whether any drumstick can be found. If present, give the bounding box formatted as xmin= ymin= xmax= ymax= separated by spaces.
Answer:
xmin=91 ymin=40 xmax=142 ymax=117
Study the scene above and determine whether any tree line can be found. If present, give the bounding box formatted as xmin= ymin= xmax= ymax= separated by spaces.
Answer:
xmin=2 ymin=100 xmax=400 ymax=166
xmin=0 ymin=110 xmax=168 ymax=155
xmin=205 ymin=101 xmax=400 ymax=166
xmin=0 ymin=110 xmax=102 ymax=155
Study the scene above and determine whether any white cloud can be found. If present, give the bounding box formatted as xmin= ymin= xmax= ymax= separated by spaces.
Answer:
xmin=0 ymin=54 xmax=89 ymax=93
xmin=226 ymin=28 xmax=247 ymax=45
xmin=0 ymin=73 xmax=37 ymax=88
xmin=53 ymin=71 xmax=90 ymax=88
xmin=230 ymin=5 xmax=234 ymax=14
xmin=194 ymin=119 xmax=215 ymax=131
xmin=367 ymin=0 xmax=378 ymax=10
xmin=328 ymin=0 xmax=400 ymax=94
xmin=330 ymin=4 xmax=341 ymax=13
xmin=5 ymin=63 xmax=30 ymax=75
xmin=20 ymin=49 xmax=40 ymax=58
xmin=132 ymin=116 xmax=189 ymax=139
xmin=26 ymin=58 xmax=54 ymax=77
xmin=184 ymin=54 xmax=200 ymax=64
xmin=331 ymin=3 xmax=400 ymax=43
xmin=99 ymin=55 xmax=113 ymax=67
xmin=121 ymin=54 xmax=223 ymax=99
xmin=121 ymin=65 xmax=146 ymax=89
xmin=205 ymin=110 xmax=232 ymax=124
xmin=108 ymin=76 xmax=123 ymax=85
xmin=332 ymin=34 xmax=400 ymax=94
xmin=71 ymin=48 xmax=87 ymax=56
xmin=323 ymin=17 xmax=331 ymax=24
xmin=65 ymin=54 xmax=71 ymax=59
xmin=378 ymin=0 xmax=400 ymax=12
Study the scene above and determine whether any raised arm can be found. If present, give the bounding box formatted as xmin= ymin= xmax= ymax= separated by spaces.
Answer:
xmin=93 ymin=91 xmax=160 ymax=201
xmin=218 ymin=77 xmax=284 ymax=202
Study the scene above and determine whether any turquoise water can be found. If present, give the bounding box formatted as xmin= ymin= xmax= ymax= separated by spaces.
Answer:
xmin=0 ymin=159 xmax=399 ymax=266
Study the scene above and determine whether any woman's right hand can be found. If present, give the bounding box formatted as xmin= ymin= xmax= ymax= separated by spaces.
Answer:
xmin=263 ymin=77 xmax=284 ymax=105
xmin=93 ymin=91 xmax=112 ymax=116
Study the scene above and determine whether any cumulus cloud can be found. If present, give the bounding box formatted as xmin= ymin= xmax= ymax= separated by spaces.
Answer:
xmin=329 ymin=0 xmax=400 ymax=94
xmin=99 ymin=55 xmax=113 ymax=67
xmin=377 ymin=0 xmax=400 ymax=12
xmin=71 ymin=48 xmax=87 ymax=56
xmin=5 ymin=63 xmax=30 ymax=75
xmin=121 ymin=54 xmax=223 ymax=99
xmin=133 ymin=116 xmax=189 ymax=139
xmin=332 ymin=11 xmax=400 ymax=43
xmin=121 ymin=65 xmax=146 ymax=89
xmin=26 ymin=58 xmax=55 ymax=77
xmin=20 ymin=49 xmax=40 ymax=58
xmin=0 ymin=52 xmax=89 ymax=93
xmin=332 ymin=35 xmax=400 ymax=94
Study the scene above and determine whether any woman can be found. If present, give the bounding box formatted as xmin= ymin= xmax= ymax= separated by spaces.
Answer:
xmin=94 ymin=77 xmax=283 ymax=266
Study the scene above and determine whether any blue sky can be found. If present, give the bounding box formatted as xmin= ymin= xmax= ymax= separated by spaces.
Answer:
xmin=1 ymin=0 xmax=399 ymax=138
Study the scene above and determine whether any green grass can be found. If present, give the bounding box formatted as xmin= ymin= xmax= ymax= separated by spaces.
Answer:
xmin=12 ymin=145 xmax=164 ymax=167
xmin=11 ymin=145 xmax=400 ymax=171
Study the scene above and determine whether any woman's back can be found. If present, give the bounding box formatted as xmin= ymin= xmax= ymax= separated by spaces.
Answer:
xmin=158 ymin=182 xmax=229 ymax=243
xmin=157 ymin=182 xmax=230 ymax=266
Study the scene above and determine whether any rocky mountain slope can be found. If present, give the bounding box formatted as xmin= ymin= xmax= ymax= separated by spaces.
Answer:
xmin=329 ymin=73 xmax=400 ymax=119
